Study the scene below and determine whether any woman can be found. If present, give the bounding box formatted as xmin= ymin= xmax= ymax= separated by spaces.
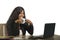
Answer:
xmin=6 ymin=6 xmax=34 ymax=37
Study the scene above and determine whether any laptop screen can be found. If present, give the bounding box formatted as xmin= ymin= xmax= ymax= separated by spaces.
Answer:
xmin=44 ymin=23 xmax=56 ymax=38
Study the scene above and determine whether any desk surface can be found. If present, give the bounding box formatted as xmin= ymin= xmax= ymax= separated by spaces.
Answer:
xmin=13 ymin=35 xmax=60 ymax=40
xmin=0 ymin=35 xmax=60 ymax=40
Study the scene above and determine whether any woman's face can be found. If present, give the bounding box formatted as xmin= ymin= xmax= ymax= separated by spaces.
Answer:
xmin=19 ymin=10 xmax=24 ymax=18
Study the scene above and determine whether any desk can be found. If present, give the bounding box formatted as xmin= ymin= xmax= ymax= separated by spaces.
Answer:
xmin=0 ymin=35 xmax=60 ymax=40
xmin=13 ymin=35 xmax=60 ymax=40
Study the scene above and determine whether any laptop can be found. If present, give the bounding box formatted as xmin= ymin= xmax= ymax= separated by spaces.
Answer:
xmin=29 ymin=23 xmax=56 ymax=39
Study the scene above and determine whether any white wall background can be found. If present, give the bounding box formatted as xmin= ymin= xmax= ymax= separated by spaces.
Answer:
xmin=0 ymin=0 xmax=60 ymax=36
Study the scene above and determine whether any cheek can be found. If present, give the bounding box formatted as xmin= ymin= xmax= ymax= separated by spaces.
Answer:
xmin=19 ymin=14 xmax=22 ymax=17
xmin=22 ymin=14 xmax=24 ymax=17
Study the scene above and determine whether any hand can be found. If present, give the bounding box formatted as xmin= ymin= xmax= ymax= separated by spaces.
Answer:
xmin=26 ymin=19 xmax=32 ymax=25
xmin=15 ymin=19 xmax=22 ymax=23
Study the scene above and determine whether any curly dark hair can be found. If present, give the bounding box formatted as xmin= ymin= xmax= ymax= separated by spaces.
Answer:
xmin=8 ymin=6 xmax=26 ymax=21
